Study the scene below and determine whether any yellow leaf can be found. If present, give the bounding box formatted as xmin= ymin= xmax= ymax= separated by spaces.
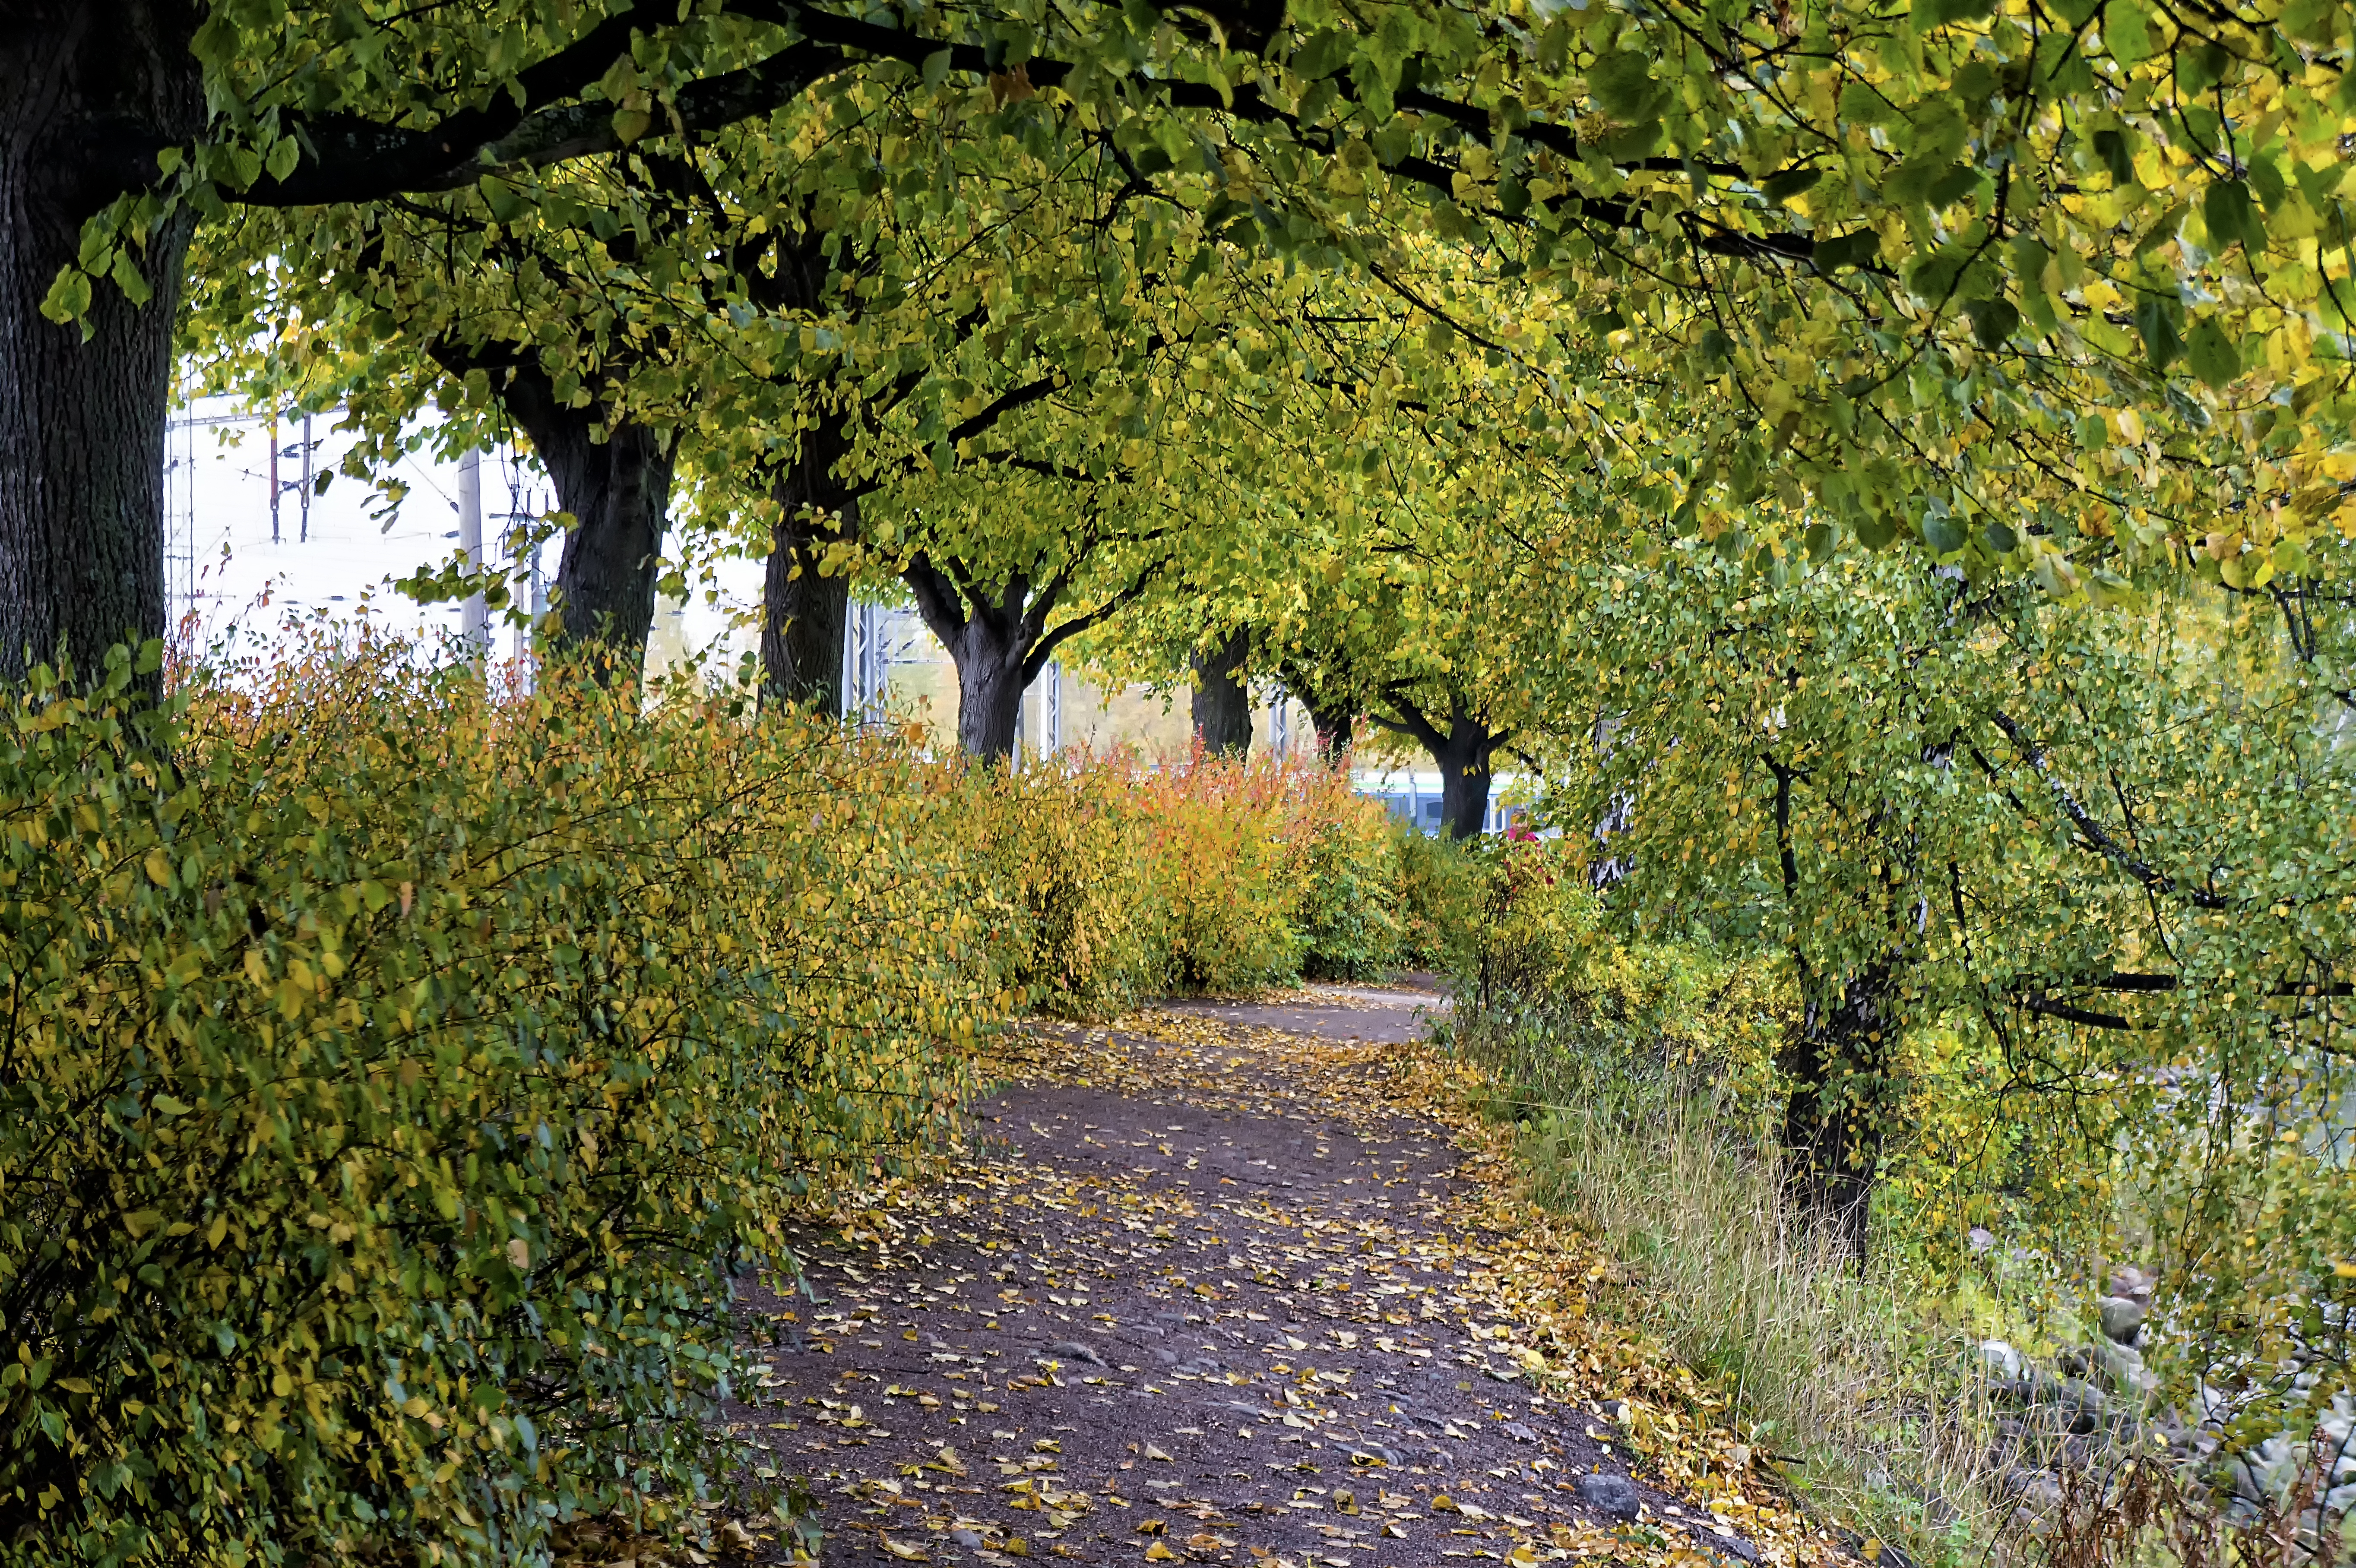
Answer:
xmin=143 ymin=847 xmax=171 ymax=887
xmin=882 ymin=1539 xmax=929 ymax=1562
xmin=1143 ymin=1545 xmax=1178 ymax=1562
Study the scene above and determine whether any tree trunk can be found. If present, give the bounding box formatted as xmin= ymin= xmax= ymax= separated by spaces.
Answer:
xmin=761 ymin=517 xmax=849 ymax=716
xmin=498 ymin=365 xmax=674 ymax=679
xmin=903 ymin=556 xmax=1032 ymax=762
xmin=759 ymin=415 xmax=856 ymax=715
xmin=1778 ymin=958 xmax=1898 ymax=1261
xmin=1434 ymin=736 xmax=1494 ymax=838
xmin=0 ymin=4 xmax=202 ymax=689
xmin=1305 ymin=698 xmax=1355 ymax=762
xmin=1427 ymin=695 xmax=1500 ymax=838
xmin=1192 ymin=627 xmax=1251 ymax=757
xmin=948 ymin=623 xmax=1026 ymax=761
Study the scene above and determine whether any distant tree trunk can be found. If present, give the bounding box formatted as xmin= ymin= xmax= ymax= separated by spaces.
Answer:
xmin=759 ymin=414 xmax=858 ymax=715
xmin=903 ymin=556 xmax=1035 ymax=762
xmin=1779 ymin=957 xmax=1898 ymax=1261
xmin=1192 ymin=627 xmax=1251 ymax=757
xmin=496 ymin=364 xmax=674 ymax=678
xmin=1305 ymin=699 xmax=1356 ymax=761
xmin=1376 ymin=689 xmax=1505 ymax=840
xmin=0 ymin=4 xmax=202 ymax=689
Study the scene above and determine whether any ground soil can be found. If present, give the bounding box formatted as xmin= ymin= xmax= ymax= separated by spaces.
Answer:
xmin=720 ymin=990 xmax=1767 ymax=1568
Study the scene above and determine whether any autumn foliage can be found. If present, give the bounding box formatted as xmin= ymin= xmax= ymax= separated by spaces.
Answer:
xmin=0 ymin=637 xmax=1405 ymax=1561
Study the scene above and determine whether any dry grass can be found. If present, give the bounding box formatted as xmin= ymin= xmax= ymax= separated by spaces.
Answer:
xmin=1513 ymin=1063 xmax=2012 ymax=1565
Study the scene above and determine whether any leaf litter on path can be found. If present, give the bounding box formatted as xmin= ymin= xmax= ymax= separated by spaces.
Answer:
xmin=718 ymin=1000 xmax=1847 ymax=1568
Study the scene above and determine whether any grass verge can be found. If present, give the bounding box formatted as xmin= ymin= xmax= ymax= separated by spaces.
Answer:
xmin=1510 ymin=1050 xmax=2011 ymax=1565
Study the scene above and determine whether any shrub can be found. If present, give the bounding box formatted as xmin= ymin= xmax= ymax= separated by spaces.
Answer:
xmin=0 ymin=639 xmax=998 ymax=1564
xmin=1127 ymin=748 xmax=1307 ymax=993
xmin=1393 ymin=827 xmax=1485 ymax=978
xmin=956 ymin=761 xmax=1165 ymax=1017
xmin=1287 ymin=774 xmax=1404 ymax=982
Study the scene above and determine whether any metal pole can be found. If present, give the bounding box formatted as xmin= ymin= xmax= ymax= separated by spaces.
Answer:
xmin=298 ymin=413 xmax=313 ymax=542
xmin=268 ymin=411 xmax=280 ymax=545
xmin=457 ymin=449 xmax=488 ymax=663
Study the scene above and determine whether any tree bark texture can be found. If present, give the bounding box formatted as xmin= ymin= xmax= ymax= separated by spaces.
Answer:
xmin=1305 ymin=698 xmax=1355 ymax=762
xmin=1192 ymin=627 xmax=1251 ymax=757
xmin=1778 ymin=959 xmax=1898 ymax=1261
xmin=497 ymin=365 xmax=674 ymax=677
xmin=1434 ymin=741 xmax=1494 ymax=839
xmin=759 ymin=411 xmax=856 ymax=715
xmin=0 ymin=3 xmax=201 ymax=687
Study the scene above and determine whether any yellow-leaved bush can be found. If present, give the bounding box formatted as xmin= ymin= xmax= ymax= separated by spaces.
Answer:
xmin=0 ymin=638 xmax=1413 ymax=1564
xmin=957 ymin=746 xmax=1404 ymax=1010
xmin=0 ymin=640 xmax=1005 ymax=1562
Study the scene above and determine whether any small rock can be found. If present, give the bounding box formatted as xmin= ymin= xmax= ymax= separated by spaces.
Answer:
xmin=1574 ymin=1472 xmax=1642 ymax=1520
xmin=1978 ymin=1340 xmax=2024 ymax=1380
xmin=2087 ymin=1338 xmax=2153 ymax=1396
xmin=2107 ymin=1264 xmax=2156 ymax=1304
xmin=1967 ymin=1227 xmax=1997 ymax=1253
xmin=1046 ymin=1340 xmax=1107 ymax=1367
xmin=1503 ymin=1421 xmax=1540 ymax=1443
xmin=2097 ymin=1296 xmax=2147 ymax=1345
xmin=950 ymin=1528 xmax=985 ymax=1549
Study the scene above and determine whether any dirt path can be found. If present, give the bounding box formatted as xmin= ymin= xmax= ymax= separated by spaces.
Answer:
xmin=727 ymin=993 xmax=1773 ymax=1568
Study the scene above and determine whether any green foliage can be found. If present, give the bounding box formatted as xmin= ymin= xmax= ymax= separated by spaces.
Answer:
xmin=1292 ymin=794 xmax=1406 ymax=981
xmin=0 ymin=637 xmax=996 ymax=1562
xmin=1392 ymin=827 xmax=1486 ymax=978
xmin=958 ymin=760 xmax=1165 ymax=1018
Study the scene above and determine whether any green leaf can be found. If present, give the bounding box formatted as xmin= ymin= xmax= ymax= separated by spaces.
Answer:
xmin=1762 ymin=166 xmax=1824 ymax=205
xmin=109 ymin=249 xmax=153 ymax=308
xmin=1813 ymin=230 xmax=1881 ymax=272
xmin=1587 ymin=51 xmax=1666 ymax=123
xmin=2105 ymin=0 xmax=2154 ymax=63
xmin=39 ymin=266 xmax=92 ymax=325
xmin=2091 ymin=127 xmax=2137 ymax=185
xmin=922 ymin=48 xmax=953 ymax=89
xmin=2201 ymin=179 xmax=2261 ymax=252
xmin=2185 ymin=315 xmax=2241 ymax=387
xmin=2134 ymin=291 xmax=2182 ymax=371
xmin=1964 ymin=296 xmax=2019 ymax=349
xmin=264 ymin=135 xmax=300 ymax=183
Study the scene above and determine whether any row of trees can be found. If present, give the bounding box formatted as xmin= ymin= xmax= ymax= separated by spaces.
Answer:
xmin=11 ymin=0 xmax=2354 ymax=731
xmin=7 ymin=0 xmax=2356 ymax=1441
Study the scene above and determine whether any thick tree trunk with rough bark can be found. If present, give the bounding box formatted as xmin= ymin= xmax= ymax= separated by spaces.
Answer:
xmin=761 ymin=515 xmax=849 ymax=717
xmin=1778 ymin=959 xmax=1898 ymax=1261
xmin=947 ymin=621 xmax=1026 ymax=760
xmin=1192 ymin=628 xmax=1251 ymax=757
xmin=497 ymin=366 xmax=674 ymax=677
xmin=759 ymin=414 xmax=855 ymax=715
xmin=0 ymin=4 xmax=201 ymax=688
xmin=1433 ymin=735 xmax=1495 ymax=839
